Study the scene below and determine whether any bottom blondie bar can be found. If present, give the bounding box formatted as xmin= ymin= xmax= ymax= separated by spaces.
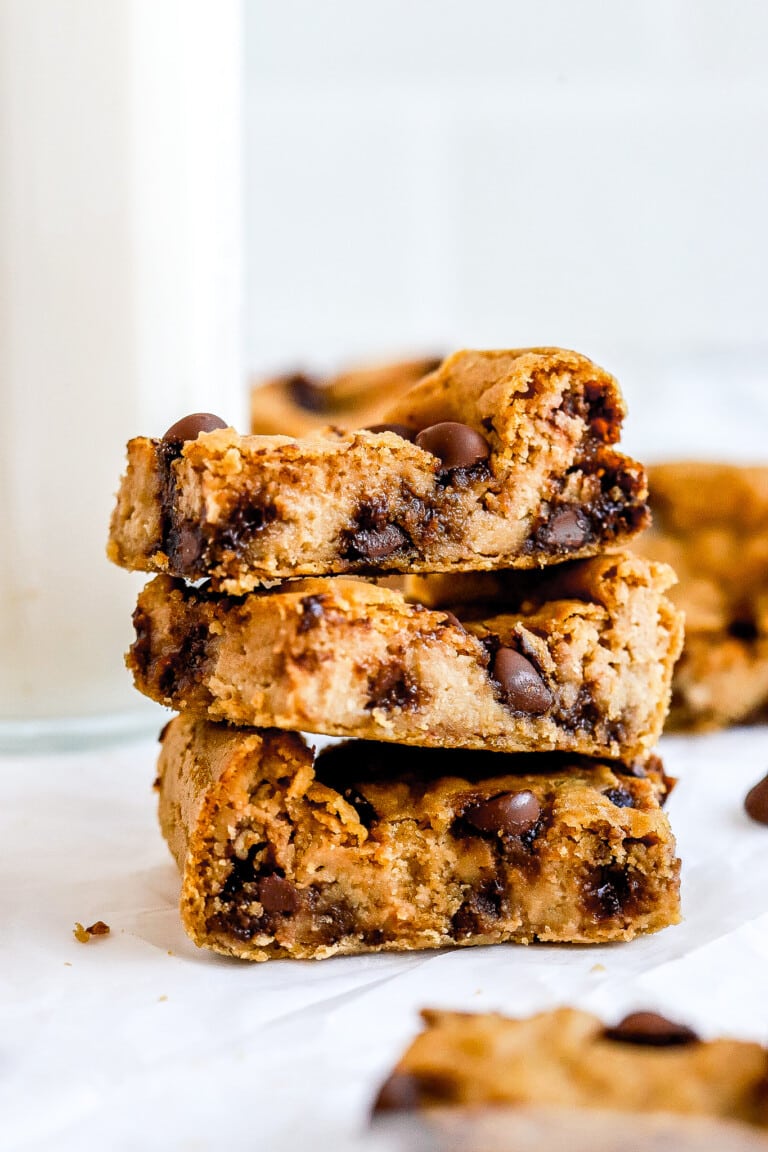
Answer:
xmin=158 ymin=717 xmax=680 ymax=961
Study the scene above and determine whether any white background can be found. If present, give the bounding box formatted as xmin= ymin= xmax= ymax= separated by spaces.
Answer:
xmin=3 ymin=6 xmax=768 ymax=1150
xmin=244 ymin=0 xmax=768 ymax=460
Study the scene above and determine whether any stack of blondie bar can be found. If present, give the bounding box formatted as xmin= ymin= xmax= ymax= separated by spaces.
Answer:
xmin=108 ymin=348 xmax=684 ymax=960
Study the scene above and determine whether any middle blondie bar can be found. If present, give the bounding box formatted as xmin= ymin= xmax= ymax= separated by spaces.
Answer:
xmin=130 ymin=552 xmax=683 ymax=762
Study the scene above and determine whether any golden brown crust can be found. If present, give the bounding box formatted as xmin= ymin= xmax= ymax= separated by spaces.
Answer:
xmin=158 ymin=718 xmax=680 ymax=961
xmin=130 ymin=553 xmax=683 ymax=761
xmin=635 ymin=461 xmax=768 ymax=730
xmin=374 ymin=1007 xmax=768 ymax=1128
xmin=108 ymin=348 xmax=649 ymax=590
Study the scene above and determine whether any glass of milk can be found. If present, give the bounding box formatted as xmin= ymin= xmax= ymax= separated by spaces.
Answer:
xmin=0 ymin=0 xmax=245 ymax=749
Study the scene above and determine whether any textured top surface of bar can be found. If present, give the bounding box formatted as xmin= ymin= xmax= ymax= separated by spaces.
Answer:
xmin=374 ymin=1007 xmax=768 ymax=1129
xmin=109 ymin=348 xmax=649 ymax=589
xmin=131 ymin=553 xmax=683 ymax=761
xmin=158 ymin=717 xmax=680 ymax=961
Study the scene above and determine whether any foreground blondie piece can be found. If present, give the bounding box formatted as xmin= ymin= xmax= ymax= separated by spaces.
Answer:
xmin=251 ymin=355 xmax=441 ymax=437
xmin=109 ymin=348 xmax=649 ymax=590
xmin=374 ymin=1008 xmax=768 ymax=1130
xmin=158 ymin=717 xmax=680 ymax=961
xmin=635 ymin=462 xmax=768 ymax=730
xmin=131 ymin=554 xmax=683 ymax=761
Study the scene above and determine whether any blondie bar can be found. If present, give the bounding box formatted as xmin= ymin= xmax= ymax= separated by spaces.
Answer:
xmin=250 ymin=355 xmax=441 ymax=437
xmin=374 ymin=1007 xmax=768 ymax=1129
xmin=158 ymin=717 xmax=680 ymax=961
xmin=108 ymin=349 xmax=649 ymax=590
xmin=131 ymin=554 xmax=683 ymax=762
xmin=635 ymin=462 xmax=768 ymax=730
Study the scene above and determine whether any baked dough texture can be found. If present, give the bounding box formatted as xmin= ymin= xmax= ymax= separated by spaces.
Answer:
xmin=130 ymin=553 xmax=683 ymax=762
xmin=158 ymin=717 xmax=681 ymax=961
xmin=635 ymin=462 xmax=768 ymax=730
xmin=108 ymin=348 xmax=649 ymax=590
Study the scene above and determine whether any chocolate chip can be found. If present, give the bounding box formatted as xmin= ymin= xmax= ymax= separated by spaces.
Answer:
xmin=287 ymin=373 xmax=336 ymax=413
xmin=366 ymin=666 xmax=420 ymax=711
xmin=539 ymin=507 xmax=590 ymax=549
xmin=169 ymin=521 xmax=204 ymax=569
xmin=603 ymin=787 xmax=634 ymax=808
xmin=728 ymin=617 xmax=759 ymax=642
xmin=464 ymin=790 xmax=541 ymax=836
xmin=596 ymin=880 xmax=623 ymax=918
xmin=414 ymin=422 xmax=490 ymax=470
xmin=163 ymin=413 xmax=228 ymax=441
xmin=156 ymin=622 xmax=210 ymax=699
xmin=257 ymin=874 xmax=300 ymax=914
xmin=217 ymin=499 xmax=277 ymax=554
xmin=604 ymin=1011 xmax=699 ymax=1047
xmin=451 ymin=879 xmax=504 ymax=937
xmin=298 ymin=594 xmax=326 ymax=633
xmin=343 ymin=498 xmax=413 ymax=563
xmin=492 ymin=647 xmax=553 ymax=713
xmin=745 ymin=774 xmax=768 ymax=825
xmin=347 ymin=522 xmax=409 ymax=562
xmin=365 ymin=423 xmax=417 ymax=441
xmin=442 ymin=611 xmax=463 ymax=630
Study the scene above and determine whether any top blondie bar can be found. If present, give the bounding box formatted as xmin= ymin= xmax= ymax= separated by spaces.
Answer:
xmin=108 ymin=348 xmax=649 ymax=591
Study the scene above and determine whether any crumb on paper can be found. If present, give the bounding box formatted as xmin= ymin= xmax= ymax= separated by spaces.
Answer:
xmin=167 ymin=950 xmax=174 ymax=957
xmin=158 ymin=995 xmax=168 ymax=1003
xmin=64 ymin=961 xmax=72 ymax=967
xmin=591 ymin=963 xmax=606 ymax=974
xmin=73 ymin=920 xmax=111 ymax=943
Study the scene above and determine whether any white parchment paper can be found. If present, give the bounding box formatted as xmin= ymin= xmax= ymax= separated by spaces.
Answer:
xmin=3 ymin=726 xmax=768 ymax=1151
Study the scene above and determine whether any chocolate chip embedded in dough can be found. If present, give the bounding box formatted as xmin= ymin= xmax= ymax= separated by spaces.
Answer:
xmin=540 ymin=507 xmax=590 ymax=549
xmin=442 ymin=611 xmax=463 ymax=630
xmin=298 ymin=594 xmax=326 ymax=634
xmin=171 ymin=521 xmax=204 ymax=568
xmin=348 ymin=522 xmax=409 ymax=562
xmin=414 ymin=422 xmax=490 ymax=470
xmin=604 ymin=1011 xmax=699 ymax=1047
xmin=745 ymin=774 xmax=768 ymax=825
xmin=257 ymin=874 xmax=300 ymax=914
xmin=163 ymin=413 xmax=228 ymax=441
xmin=603 ymin=787 xmax=635 ymax=809
xmin=464 ymin=790 xmax=541 ymax=837
xmin=365 ymin=423 xmax=417 ymax=441
xmin=287 ymin=373 xmax=336 ymax=413
xmin=492 ymin=647 xmax=553 ymax=714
